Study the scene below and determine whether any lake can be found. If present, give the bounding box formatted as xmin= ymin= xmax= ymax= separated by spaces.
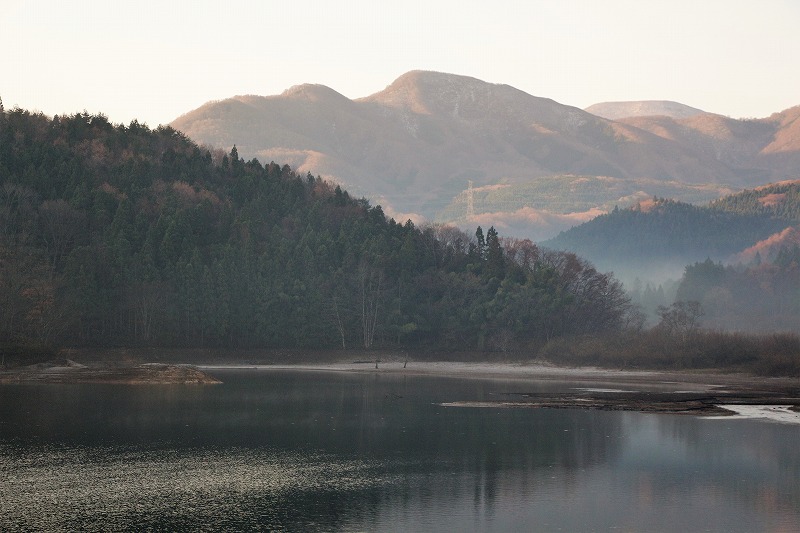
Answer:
xmin=1 ymin=368 xmax=798 ymax=531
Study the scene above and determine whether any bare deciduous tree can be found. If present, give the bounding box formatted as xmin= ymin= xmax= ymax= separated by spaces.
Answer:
xmin=359 ymin=261 xmax=383 ymax=349
xmin=126 ymin=282 xmax=166 ymax=343
xmin=657 ymin=301 xmax=704 ymax=342
xmin=329 ymin=296 xmax=347 ymax=349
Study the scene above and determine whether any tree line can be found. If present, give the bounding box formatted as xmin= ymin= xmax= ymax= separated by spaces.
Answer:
xmin=674 ymin=252 xmax=800 ymax=332
xmin=709 ymin=181 xmax=800 ymax=222
xmin=0 ymin=108 xmax=635 ymax=356
xmin=545 ymin=198 xmax=792 ymax=269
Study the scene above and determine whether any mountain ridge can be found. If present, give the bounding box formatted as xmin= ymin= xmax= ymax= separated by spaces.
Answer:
xmin=170 ymin=71 xmax=800 ymax=232
xmin=543 ymin=180 xmax=800 ymax=282
xmin=584 ymin=100 xmax=706 ymax=120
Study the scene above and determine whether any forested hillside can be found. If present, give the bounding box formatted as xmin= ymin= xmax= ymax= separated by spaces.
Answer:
xmin=544 ymin=180 xmax=800 ymax=280
xmin=172 ymin=71 xmax=797 ymax=223
xmin=0 ymin=108 xmax=633 ymax=355
xmin=675 ymin=254 xmax=800 ymax=332
xmin=434 ymin=175 xmax=732 ymax=241
xmin=709 ymin=180 xmax=800 ymax=222
xmin=543 ymin=197 xmax=792 ymax=280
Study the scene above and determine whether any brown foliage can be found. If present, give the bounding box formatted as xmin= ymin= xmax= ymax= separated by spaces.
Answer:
xmin=535 ymin=330 xmax=800 ymax=377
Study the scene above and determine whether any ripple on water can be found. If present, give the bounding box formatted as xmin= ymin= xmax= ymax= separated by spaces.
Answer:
xmin=0 ymin=443 xmax=396 ymax=531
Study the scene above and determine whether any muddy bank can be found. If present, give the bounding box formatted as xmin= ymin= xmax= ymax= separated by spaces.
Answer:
xmin=214 ymin=361 xmax=800 ymax=421
xmin=230 ymin=360 xmax=799 ymax=390
xmin=440 ymin=391 xmax=800 ymax=418
xmin=0 ymin=361 xmax=221 ymax=385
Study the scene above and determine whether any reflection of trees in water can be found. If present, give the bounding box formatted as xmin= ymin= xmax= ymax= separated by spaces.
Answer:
xmin=327 ymin=373 xmax=624 ymax=459
xmin=0 ymin=382 xmax=208 ymax=443
xmin=429 ymin=407 xmax=624 ymax=512
xmin=3 ymin=371 xmax=797 ymax=529
xmin=648 ymin=414 xmax=800 ymax=515
xmin=314 ymin=373 xmax=628 ymax=515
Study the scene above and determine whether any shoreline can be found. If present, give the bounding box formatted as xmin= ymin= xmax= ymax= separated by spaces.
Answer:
xmin=199 ymin=362 xmax=800 ymax=423
xmin=198 ymin=360 xmax=797 ymax=389
xmin=3 ymin=359 xmax=797 ymax=423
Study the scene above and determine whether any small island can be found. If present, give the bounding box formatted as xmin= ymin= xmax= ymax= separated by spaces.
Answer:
xmin=0 ymin=360 xmax=220 ymax=385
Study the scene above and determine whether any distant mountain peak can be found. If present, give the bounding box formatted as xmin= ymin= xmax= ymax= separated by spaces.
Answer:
xmin=171 ymin=71 xmax=800 ymax=230
xmin=361 ymin=70 xmax=514 ymax=115
xmin=377 ymin=70 xmax=498 ymax=94
xmin=585 ymin=100 xmax=706 ymax=120
xmin=280 ymin=83 xmax=349 ymax=103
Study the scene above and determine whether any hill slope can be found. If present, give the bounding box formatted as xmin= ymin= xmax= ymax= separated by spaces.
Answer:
xmin=171 ymin=71 xmax=800 ymax=229
xmin=0 ymin=107 xmax=634 ymax=354
xmin=543 ymin=181 xmax=800 ymax=281
xmin=434 ymin=175 xmax=735 ymax=241
xmin=585 ymin=100 xmax=706 ymax=120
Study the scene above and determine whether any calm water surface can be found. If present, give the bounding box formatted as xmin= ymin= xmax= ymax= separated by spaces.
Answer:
xmin=1 ymin=369 xmax=798 ymax=531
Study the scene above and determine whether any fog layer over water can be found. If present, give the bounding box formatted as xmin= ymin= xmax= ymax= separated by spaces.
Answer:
xmin=1 ymin=370 xmax=798 ymax=531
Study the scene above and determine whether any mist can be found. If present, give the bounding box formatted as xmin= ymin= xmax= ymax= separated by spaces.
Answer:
xmin=672 ymin=255 xmax=800 ymax=334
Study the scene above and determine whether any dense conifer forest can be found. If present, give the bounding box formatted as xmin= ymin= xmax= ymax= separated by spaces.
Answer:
xmin=545 ymin=198 xmax=794 ymax=265
xmin=709 ymin=181 xmax=800 ymax=222
xmin=675 ymin=252 xmax=800 ymax=332
xmin=0 ymin=108 xmax=634 ymax=355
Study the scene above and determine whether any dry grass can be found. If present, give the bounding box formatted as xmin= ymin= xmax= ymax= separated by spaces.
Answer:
xmin=537 ymin=331 xmax=800 ymax=377
xmin=5 ymin=330 xmax=798 ymax=378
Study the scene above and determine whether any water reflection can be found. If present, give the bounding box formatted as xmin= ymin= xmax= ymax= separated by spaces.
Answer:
xmin=0 ymin=370 xmax=798 ymax=531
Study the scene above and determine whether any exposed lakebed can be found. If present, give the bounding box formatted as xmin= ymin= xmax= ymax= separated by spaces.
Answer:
xmin=206 ymin=361 xmax=800 ymax=422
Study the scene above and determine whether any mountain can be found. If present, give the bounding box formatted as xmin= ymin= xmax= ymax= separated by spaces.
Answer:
xmin=585 ymin=100 xmax=706 ymax=120
xmin=614 ymin=107 xmax=800 ymax=184
xmin=710 ymin=179 xmax=800 ymax=220
xmin=434 ymin=175 xmax=734 ymax=241
xmin=543 ymin=181 xmax=800 ymax=282
xmin=171 ymin=71 xmax=800 ymax=236
xmin=730 ymin=226 xmax=800 ymax=265
xmin=0 ymin=107 xmax=634 ymax=354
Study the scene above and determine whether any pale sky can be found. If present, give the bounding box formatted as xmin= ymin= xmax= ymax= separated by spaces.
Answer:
xmin=3 ymin=0 xmax=798 ymax=127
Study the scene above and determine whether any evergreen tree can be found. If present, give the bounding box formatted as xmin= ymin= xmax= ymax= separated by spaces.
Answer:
xmin=0 ymin=107 xmax=636 ymax=354
xmin=485 ymin=226 xmax=505 ymax=279
xmin=475 ymin=226 xmax=486 ymax=259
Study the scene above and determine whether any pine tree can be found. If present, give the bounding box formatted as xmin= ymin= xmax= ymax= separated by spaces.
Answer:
xmin=485 ymin=226 xmax=505 ymax=279
xmin=475 ymin=226 xmax=486 ymax=259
